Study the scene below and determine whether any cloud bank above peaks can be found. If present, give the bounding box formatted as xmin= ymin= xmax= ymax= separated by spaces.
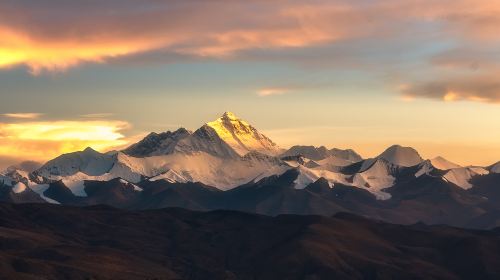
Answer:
xmin=0 ymin=1 xmax=497 ymax=66
xmin=1 ymin=0 xmax=500 ymax=104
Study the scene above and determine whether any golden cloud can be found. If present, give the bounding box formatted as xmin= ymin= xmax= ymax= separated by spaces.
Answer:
xmin=2 ymin=113 xmax=43 ymax=119
xmin=0 ymin=120 xmax=130 ymax=163
xmin=79 ymin=113 xmax=115 ymax=119
xmin=0 ymin=26 xmax=167 ymax=74
xmin=257 ymin=88 xmax=291 ymax=97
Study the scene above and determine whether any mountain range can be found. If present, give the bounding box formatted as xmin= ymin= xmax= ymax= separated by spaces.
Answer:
xmin=1 ymin=112 xmax=500 ymax=229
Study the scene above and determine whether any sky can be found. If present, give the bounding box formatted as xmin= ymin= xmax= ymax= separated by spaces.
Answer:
xmin=0 ymin=0 xmax=500 ymax=167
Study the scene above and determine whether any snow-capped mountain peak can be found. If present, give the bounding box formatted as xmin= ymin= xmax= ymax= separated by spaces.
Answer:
xmin=329 ymin=148 xmax=363 ymax=162
xmin=35 ymin=147 xmax=115 ymax=178
xmin=204 ymin=112 xmax=281 ymax=156
xmin=280 ymin=146 xmax=363 ymax=162
xmin=122 ymin=112 xmax=280 ymax=159
xmin=429 ymin=156 xmax=462 ymax=170
xmin=489 ymin=161 xmax=500 ymax=173
xmin=280 ymin=145 xmax=330 ymax=161
xmin=123 ymin=128 xmax=191 ymax=157
xmin=377 ymin=145 xmax=423 ymax=167
xmin=221 ymin=111 xmax=238 ymax=121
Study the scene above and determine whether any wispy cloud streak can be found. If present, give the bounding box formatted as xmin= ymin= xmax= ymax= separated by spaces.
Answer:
xmin=2 ymin=113 xmax=43 ymax=119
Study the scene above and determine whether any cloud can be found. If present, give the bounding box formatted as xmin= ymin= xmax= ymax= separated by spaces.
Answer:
xmin=0 ymin=120 xmax=130 ymax=163
xmin=0 ymin=1 xmax=341 ymax=73
xmin=2 ymin=113 xmax=43 ymax=119
xmin=1 ymin=0 xmax=500 ymax=73
xmin=430 ymin=47 xmax=500 ymax=72
xmin=0 ymin=25 xmax=165 ymax=74
xmin=257 ymin=88 xmax=291 ymax=97
xmin=80 ymin=113 xmax=115 ymax=118
xmin=401 ymin=75 xmax=500 ymax=104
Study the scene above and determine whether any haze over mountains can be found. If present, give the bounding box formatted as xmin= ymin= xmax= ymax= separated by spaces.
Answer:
xmin=2 ymin=112 xmax=500 ymax=228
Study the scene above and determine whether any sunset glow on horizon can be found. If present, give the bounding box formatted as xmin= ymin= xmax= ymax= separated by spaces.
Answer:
xmin=1 ymin=0 xmax=500 ymax=167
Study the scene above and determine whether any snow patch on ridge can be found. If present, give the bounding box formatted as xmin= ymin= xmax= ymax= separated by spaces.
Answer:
xmin=293 ymin=159 xmax=395 ymax=200
xmin=293 ymin=166 xmax=345 ymax=189
xmin=430 ymin=156 xmax=462 ymax=170
xmin=119 ymin=179 xmax=143 ymax=192
xmin=150 ymin=169 xmax=188 ymax=183
xmin=29 ymin=184 xmax=60 ymax=204
xmin=351 ymin=160 xmax=394 ymax=200
xmin=12 ymin=182 xmax=27 ymax=193
xmin=62 ymin=179 xmax=87 ymax=197
xmin=415 ymin=161 xmax=433 ymax=178
xmin=442 ymin=167 xmax=488 ymax=190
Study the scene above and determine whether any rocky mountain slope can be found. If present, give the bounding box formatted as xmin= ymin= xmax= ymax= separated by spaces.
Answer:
xmin=1 ymin=203 xmax=500 ymax=280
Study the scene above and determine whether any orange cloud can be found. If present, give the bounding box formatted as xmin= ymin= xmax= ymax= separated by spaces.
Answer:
xmin=257 ymin=88 xmax=291 ymax=97
xmin=0 ymin=0 xmax=500 ymax=74
xmin=0 ymin=26 xmax=168 ymax=74
xmin=178 ymin=28 xmax=334 ymax=57
xmin=0 ymin=120 xmax=130 ymax=163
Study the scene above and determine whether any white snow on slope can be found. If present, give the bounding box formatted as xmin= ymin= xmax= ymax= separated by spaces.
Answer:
xmin=294 ymin=165 xmax=347 ymax=189
xmin=490 ymin=162 xmax=500 ymax=173
xmin=442 ymin=167 xmax=486 ymax=190
xmin=29 ymin=184 xmax=60 ymax=204
xmin=293 ymin=159 xmax=395 ymax=200
xmin=12 ymin=182 xmax=27 ymax=193
xmin=415 ymin=161 xmax=433 ymax=178
xmin=150 ymin=169 xmax=188 ymax=183
xmin=40 ymin=150 xmax=289 ymax=191
xmin=415 ymin=161 xmax=488 ymax=189
xmin=314 ymin=156 xmax=355 ymax=171
xmin=468 ymin=167 xmax=489 ymax=175
xmin=62 ymin=179 xmax=87 ymax=197
xmin=283 ymin=159 xmax=302 ymax=168
xmin=36 ymin=147 xmax=114 ymax=178
xmin=119 ymin=179 xmax=143 ymax=192
xmin=351 ymin=159 xmax=394 ymax=200
xmin=252 ymin=166 xmax=290 ymax=183
xmin=430 ymin=156 xmax=462 ymax=170
xmin=145 ymin=152 xmax=289 ymax=190
xmin=415 ymin=157 xmax=462 ymax=178
xmin=92 ymin=149 xmax=395 ymax=198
